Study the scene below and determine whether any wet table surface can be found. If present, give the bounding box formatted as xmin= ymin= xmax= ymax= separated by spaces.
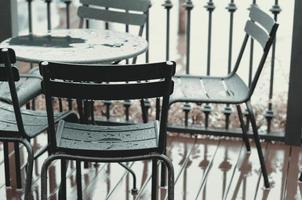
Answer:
xmin=0 ymin=29 xmax=148 ymax=64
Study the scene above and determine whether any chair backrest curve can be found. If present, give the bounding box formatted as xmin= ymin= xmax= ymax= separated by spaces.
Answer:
xmin=40 ymin=60 xmax=176 ymax=151
xmin=230 ymin=5 xmax=278 ymax=101
xmin=78 ymin=0 xmax=151 ymax=36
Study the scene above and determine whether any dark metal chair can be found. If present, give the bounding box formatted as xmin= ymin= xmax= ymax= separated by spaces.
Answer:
xmin=0 ymin=48 xmax=77 ymax=199
xmin=39 ymin=61 xmax=176 ymax=200
xmin=0 ymin=48 xmax=43 ymax=190
xmin=168 ymin=5 xmax=278 ymax=189
xmin=0 ymin=67 xmax=41 ymax=106
xmin=77 ymin=0 xmax=151 ymax=192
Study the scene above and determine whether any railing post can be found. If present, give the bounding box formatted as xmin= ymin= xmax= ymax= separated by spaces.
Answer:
xmin=45 ymin=0 xmax=52 ymax=31
xmin=204 ymin=0 xmax=215 ymax=75
xmin=223 ymin=0 xmax=237 ymax=129
xmin=26 ymin=0 xmax=33 ymax=33
xmin=286 ymin=0 xmax=302 ymax=145
xmin=244 ymin=0 xmax=257 ymax=131
xmin=162 ymin=0 xmax=173 ymax=61
xmin=0 ymin=0 xmax=18 ymax=40
xmin=184 ymin=0 xmax=193 ymax=74
xmin=181 ymin=0 xmax=194 ymax=127
xmin=264 ymin=0 xmax=281 ymax=133
xmin=64 ymin=0 xmax=72 ymax=29
xmin=202 ymin=0 xmax=215 ymax=129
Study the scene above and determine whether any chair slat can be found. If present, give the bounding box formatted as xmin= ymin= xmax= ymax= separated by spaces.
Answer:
xmin=80 ymin=0 xmax=150 ymax=12
xmin=78 ymin=6 xmax=147 ymax=26
xmin=42 ymin=81 xmax=174 ymax=100
xmin=0 ymin=67 xmax=20 ymax=81
xmin=249 ymin=5 xmax=275 ymax=33
xmin=245 ymin=20 xmax=269 ymax=49
xmin=39 ymin=61 xmax=175 ymax=82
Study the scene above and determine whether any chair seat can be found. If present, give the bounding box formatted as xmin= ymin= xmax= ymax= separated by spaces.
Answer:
xmin=0 ymin=103 xmax=76 ymax=138
xmin=0 ymin=67 xmax=42 ymax=106
xmin=170 ymin=74 xmax=249 ymax=104
xmin=56 ymin=121 xmax=160 ymax=157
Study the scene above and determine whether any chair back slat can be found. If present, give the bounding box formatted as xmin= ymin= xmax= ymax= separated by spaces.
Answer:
xmin=42 ymin=81 xmax=174 ymax=100
xmin=249 ymin=5 xmax=275 ymax=33
xmin=78 ymin=5 xmax=147 ymax=26
xmin=231 ymin=6 xmax=278 ymax=101
xmin=40 ymin=61 xmax=176 ymax=100
xmin=0 ymin=67 xmax=20 ymax=81
xmin=39 ymin=62 xmax=175 ymax=82
xmin=244 ymin=20 xmax=269 ymax=49
xmin=80 ymin=0 xmax=150 ymax=12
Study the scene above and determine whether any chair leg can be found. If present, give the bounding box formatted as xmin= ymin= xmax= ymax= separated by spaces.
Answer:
xmin=76 ymin=161 xmax=83 ymax=200
xmin=151 ymin=159 xmax=158 ymax=200
xmin=14 ymin=142 xmax=22 ymax=188
xmin=41 ymin=155 xmax=58 ymax=200
xmin=156 ymin=155 xmax=174 ymax=200
xmin=246 ymin=101 xmax=270 ymax=188
xmin=118 ymin=162 xmax=137 ymax=195
xmin=299 ymin=171 xmax=302 ymax=182
xmin=59 ymin=159 xmax=67 ymax=200
xmin=3 ymin=142 xmax=11 ymax=187
xmin=160 ymin=163 xmax=167 ymax=187
xmin=20 ymin=139 xmax=34 ymax=200
xmin=236 ymin=105 xmax=251 ymax=152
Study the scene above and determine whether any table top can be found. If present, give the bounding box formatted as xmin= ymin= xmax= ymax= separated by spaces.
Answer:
xmin=0 ymin=29 xmax=148 ymax=64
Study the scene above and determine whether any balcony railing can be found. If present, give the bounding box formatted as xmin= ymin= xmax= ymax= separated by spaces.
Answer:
xmin=13 ymin=0 xmax=294 ymax=141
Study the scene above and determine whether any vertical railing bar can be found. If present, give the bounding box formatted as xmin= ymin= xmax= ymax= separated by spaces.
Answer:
xmin=105 ymin=7 xmax=109 ymax=30
xmin=184 ymin=0 xmax=193 ymax=74
xmin=204 ymin=0 xmax=215 ymax=75
xmin=245 ymin=0 xmax=257 ymax=130
xmin=202 ymin=0 xmax=215 ymax=129
xmin=125 ymin=9 xmax=129 ymax=65
xmin=141 ymin=8 xmax=151 ymax=123
xmin=27 ymin=0 xmax=33 ymax=33
xmin=65 ymin=0 xmax=71 ymax=29
xmin=65 ymin=0 xmax=73 ymax=111
xmin=227 ymin=0 xmax=236 ymax=73
xmin=224 ymin=0 xmax=237 ymax=130
xmin=26 ymin=0 xmax=35 ymax=109
xmin=46 ymin=0 xmax=52 ymax=31
xmin=124 ymin=100 xmax=131 ymax=122
xmin=163 ymin=0 xmax=173 ymax=61
xmin=123 ymin=9 xmax=130 ymax=120
xmin=182 ymin=0 xmax=193 ymax=127
xmin=125 ymin=9 xmax=129 ymax=33
xmin=265 ymin=0 xmax=281 ymax=132
xmin=145 ymin=9 xmax=150 ymax=63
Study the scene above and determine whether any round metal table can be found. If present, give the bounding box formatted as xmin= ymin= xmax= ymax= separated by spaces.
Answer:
xmin=0 ymin=29 xmax=148 ymax=64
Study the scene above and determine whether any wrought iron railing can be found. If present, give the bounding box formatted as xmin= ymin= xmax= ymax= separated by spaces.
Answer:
xmin=20 ymin=0 xmax=291 ymax=141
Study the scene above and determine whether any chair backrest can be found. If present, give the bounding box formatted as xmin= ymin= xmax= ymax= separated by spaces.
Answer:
xmin=0 ymin=48 xmax=26 ymax=135
xmin=78 ymin=0 xmax=151 ymax=36
xmin=231 ymin=5 xmax=278 ymax=99
xmin=40 ymin=61 xmax=176 ymax=152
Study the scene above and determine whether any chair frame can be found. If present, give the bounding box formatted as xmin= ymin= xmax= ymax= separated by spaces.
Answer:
xmin=168 ymin=5 xmax=278 ymax=189
xmin=39 ymin=61 xmax=176 ymax=200
xmin=0 ymin=48 xmax=36 ymax=200
xmin=0 ymin=48 xmax=76 ymax=199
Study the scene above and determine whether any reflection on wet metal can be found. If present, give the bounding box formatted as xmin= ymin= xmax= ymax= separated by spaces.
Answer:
xmin=9 ymin=35 xmax=85 ymax=48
